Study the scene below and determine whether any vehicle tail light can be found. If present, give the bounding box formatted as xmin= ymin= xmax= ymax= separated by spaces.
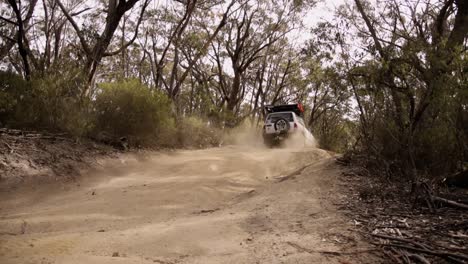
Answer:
xmin=298 ymin=103 xmax=304 ymax=113
xmin=294 ymin=123 xmax=298 ymax=128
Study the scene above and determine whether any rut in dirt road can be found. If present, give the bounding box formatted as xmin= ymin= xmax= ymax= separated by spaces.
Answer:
xmin=0 ymin=146 xmax=380 ymax=264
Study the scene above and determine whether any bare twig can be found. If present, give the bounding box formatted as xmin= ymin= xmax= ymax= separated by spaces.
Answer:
xmin=408 ymin=253 xmax=431 ymax=264
xmin=385 ymin=248 xmax=404 ymax=264
xmin=399 ymin=249 xmax=411 ymax=264
xmin=0 ymin=15 xmax=18 ymax=25
xmin=56 ymin=0 xmax=91 ymax=54
xmin=4 ymin=142 xmax=14 ymax=154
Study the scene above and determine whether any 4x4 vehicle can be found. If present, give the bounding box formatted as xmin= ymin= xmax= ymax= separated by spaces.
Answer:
xmin=262 ymin=104 xmax=315 ymax=147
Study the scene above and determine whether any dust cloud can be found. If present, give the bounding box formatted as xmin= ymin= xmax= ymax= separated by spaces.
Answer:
xmin=283 ymin=131 xmax=318 ymax=149
xmin=222 ymin=120 xmax=265 ymax=148
xmin=214 ymin=119 xmax=320 ymax=180
xmin=0 ymin=120 xmax=328 ymax=264
xmin=222 ymin=119 xmax=318 ymax=150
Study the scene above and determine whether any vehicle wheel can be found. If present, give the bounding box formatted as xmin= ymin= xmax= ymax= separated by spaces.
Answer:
xmin=274 ymin=118 xmax=290 ymax=132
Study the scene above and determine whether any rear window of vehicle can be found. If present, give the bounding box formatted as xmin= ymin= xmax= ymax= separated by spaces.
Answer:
xmin=266 ymin=113 xmax=293 ymax=122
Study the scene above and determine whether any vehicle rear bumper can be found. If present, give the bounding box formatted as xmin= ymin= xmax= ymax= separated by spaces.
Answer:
xmin=262 ymin=131 xmax=291 ymax=142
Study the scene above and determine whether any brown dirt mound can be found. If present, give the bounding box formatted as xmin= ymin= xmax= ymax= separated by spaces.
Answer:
xmin=0 ymin=128 xmax=117 ymax=189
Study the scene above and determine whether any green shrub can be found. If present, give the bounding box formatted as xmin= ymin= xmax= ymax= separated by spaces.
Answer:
xmin=1 ymin=74 xmax=222 ymax=149
xmin=0 ymin=72 xmax=29 ymax=125
xmin=0 ymin=71 xmax=88 ymax=135
xmin=93 ymin=79 xmax=174 ymax=146
xmin=30 ymin=72 xmax=88 ymax=135
xmin=315 ymin=119 xmax=356 ymax=153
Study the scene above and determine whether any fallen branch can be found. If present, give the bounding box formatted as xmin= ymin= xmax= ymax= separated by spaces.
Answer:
xmin=286 ymin=241 xmax=377 ymax=256
xmin=408 ymin=253 xmax=430 ymax=264
xmin=447 ymin=233 xmax=468 ymax=239
xmin=381 ymin=243 xmax=468 ymax=261
xmin=4 ymin=141 xmax=14 ymax=153
xmin=398 ymin=249 xmax=411 ymax=264
xmin=371 ymin=233 xmax=430 ymax=250
xmin=446 ymin=256 xmax=467 ymax=264
xmin=432 ymin=196 xmax=468 ymax=210
xmin=276 ymin=163 xmax=314 ymax=182
xmin=384 ymin=248 xmax=404 ymax=264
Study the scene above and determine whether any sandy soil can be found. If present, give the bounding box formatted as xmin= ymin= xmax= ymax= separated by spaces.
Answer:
xmin=0 ymin=130 xmax=117 ymax=188
xmin=0 ymin=145 xmax=379 ymax=263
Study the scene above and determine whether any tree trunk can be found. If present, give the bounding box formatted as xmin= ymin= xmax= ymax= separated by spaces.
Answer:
xmin=227 ymin=70 xmax=242 ymax=112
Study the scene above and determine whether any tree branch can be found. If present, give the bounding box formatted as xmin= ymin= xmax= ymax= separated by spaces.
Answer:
xmin=447 ymin=0 xmax=468 ymax=48
xmin=56 ymin=0 xmax=91 ymax=55
xmin=172 ymin=0 xmax=236 ymax=97
xmin=103 ymin=0 xmax=150 ymax=57
xmin=0 ymin=15 xmax=18 ymax=25
xmin=354 ymin=0 xmax=385 ymax=58
xmin=433 ymin=0 xmax=454 ymax=44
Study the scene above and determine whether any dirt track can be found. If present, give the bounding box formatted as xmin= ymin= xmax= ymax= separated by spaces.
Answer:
xmin=0 ymin=146 xmax=378 ymax=263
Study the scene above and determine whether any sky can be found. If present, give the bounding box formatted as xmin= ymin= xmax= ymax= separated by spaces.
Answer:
xmin=288 ymin=0 xmax=347 ymax=47
xmin=304 ymin=0 xmax=347 ymax=26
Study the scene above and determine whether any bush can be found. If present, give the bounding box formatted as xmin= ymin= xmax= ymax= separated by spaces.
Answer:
xmin=0 ymin=71 xmax=89 ymax=135
xmin=315 ymin=119 xmax=355 ymax=153
xmin=1 ymin=74 xmax=222 ymax=149
xmin=93 ymin=79 xmax=174 ymax=146
xmin=0 ymin=72 xmax=29 ymax=126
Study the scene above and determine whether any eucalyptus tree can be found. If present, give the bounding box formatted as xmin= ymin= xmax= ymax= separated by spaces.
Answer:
xmin=1 ymin=0 xmax=38 ymax=79
xmin=133 ymin=0 xmax=235 ymax=104
xmin=325 ymin=0 xmax=468 ymax=176
xmin=56 ymin=0 xmax=149 ymax=96
xmin=208 ymin=0 xmax=307 ymax=122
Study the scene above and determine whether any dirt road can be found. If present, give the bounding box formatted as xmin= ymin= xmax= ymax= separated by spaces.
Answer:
xmin=0 ymin=146 xmax=378 ymax=263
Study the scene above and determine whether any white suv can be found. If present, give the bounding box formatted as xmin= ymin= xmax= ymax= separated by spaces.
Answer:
xmin=262 ymin=104 xmax=315 ymax=147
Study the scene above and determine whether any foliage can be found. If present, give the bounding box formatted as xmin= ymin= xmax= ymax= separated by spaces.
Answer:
xmin=93 ymin=79 xmax=174 ymax=145
xmin=0 ymin=71 xmax=89 ymax=136
xmin=0 ymin=73 xmax=223 ymax=148
xmin=311 ymin=113 xmax=356 ymax=153
xmin=328 ymin=0 xmax=468 ymax=178
xmin=0 ymin=72 xmax=29 ymax=125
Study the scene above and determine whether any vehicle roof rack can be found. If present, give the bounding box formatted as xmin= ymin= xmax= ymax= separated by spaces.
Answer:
xmin=265 ymin=103 xmax=304 ymax=117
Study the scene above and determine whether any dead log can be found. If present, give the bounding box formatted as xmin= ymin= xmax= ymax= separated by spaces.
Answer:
xmin=432 ymin=196 xmax=468 ymax=210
